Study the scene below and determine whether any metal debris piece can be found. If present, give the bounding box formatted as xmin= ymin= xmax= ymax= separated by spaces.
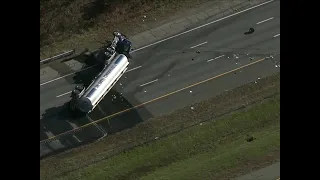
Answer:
xmin=143 ymin=15 xmax=147 ymax=18
xmin=189 ymin=90 xmax=192 ymax=93
xmin=144 ymin=90 xmax=147 ymax=93
xmin=266 ymin=55 xmax=274 ymax=59
xmin=255 ymin=81 xmax=257 ymax=83
xmin=250 ymin=57 xmax=254 ymax=60
xmin=191 ymin=107 xmax=194 ymax=110
xmin=258 ymin=77 xmax=260 ymax=80
xmin=196 ymin=50 xmax=200 ymax=53
xmin=155 ymin=137 xmax=158 ymax=140
xmin=233 ymin=54 xmax=239 ymax=59
xmin=120 ymin=83 xmax=122 ymax=86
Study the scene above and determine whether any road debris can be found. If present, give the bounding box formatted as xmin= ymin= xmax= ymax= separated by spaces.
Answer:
xmin=111 ymin=95 xmax=117 ymax=101
xmin=265 ymin=55 xmax=274 ymax=59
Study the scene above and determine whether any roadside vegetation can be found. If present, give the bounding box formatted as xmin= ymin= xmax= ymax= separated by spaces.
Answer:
xmin=40 ymin=0 xmax=212 ymax=58
xmin=40 ymin=73 xmax=280 ymax=180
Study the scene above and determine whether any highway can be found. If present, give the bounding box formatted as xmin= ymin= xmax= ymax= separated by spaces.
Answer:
xmin=40 ymin=0 xmax=280 ymax=157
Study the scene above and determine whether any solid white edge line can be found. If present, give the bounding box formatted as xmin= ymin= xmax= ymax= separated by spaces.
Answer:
xmin=131 ymin=0 xmax=274 ymax=52
xmin=273 ymin=34 xmax=280 ymax=37
xmin=40 ymin=65 xmax=98 ymax=86
xmin=40 ymin=0 xmax=275 ymax=86
xmin=41 ymin=65 xmax=140 ymax=87
xmin=190 ymin=41 xmax=207 ymax=49
xmin=256 ymin=17 xmax=274 ymax=24
xmin=140 ymin=79 xmax=159 ymax=87
xmin=55 ymin=65 xmax=143 ymax=98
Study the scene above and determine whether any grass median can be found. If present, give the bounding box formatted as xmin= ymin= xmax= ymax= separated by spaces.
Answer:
xmin=57 ymin=92 xmax=280 ymax=180
xmin=40 ymin=73 xmax=280 ymax=180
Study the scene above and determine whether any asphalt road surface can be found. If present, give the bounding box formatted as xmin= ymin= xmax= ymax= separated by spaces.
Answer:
xmin=234 ymin=162 xmax=280 ymax=180
xmin=40 ymin=0 xmax=280 ymax=158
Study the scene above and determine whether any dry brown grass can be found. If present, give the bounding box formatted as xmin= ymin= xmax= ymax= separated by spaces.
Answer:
xmin=40 ymin=0 xmax=212 ymax=58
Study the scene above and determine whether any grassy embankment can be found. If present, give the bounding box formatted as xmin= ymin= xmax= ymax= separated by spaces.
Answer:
xmin=40 ymin=0 xmax=214 ymax=58
xmin=40 ymin=73 xmax=280 ymax=180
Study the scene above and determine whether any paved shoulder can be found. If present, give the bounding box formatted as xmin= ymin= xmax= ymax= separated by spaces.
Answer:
xmin=234 ymin=162 xmax=280 ymax=180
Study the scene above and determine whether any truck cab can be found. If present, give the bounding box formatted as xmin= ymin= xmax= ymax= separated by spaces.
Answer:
xmin=95 ymin=32 xmax=132 ymax=66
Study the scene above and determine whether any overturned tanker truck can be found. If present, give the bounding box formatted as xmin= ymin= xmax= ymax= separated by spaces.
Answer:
xmin=69 ymin=54 xmax=129 ymax=115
